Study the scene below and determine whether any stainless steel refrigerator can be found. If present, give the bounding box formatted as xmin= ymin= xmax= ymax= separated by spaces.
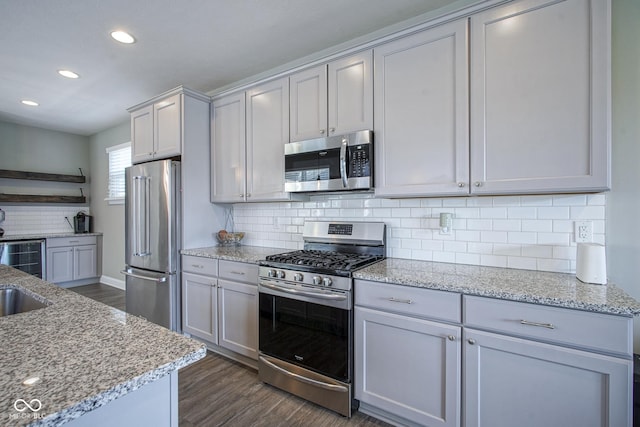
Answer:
xmin=122 ymin=159 xmax=181 ymax=331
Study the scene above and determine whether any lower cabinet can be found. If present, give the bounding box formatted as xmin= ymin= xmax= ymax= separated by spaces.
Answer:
xmin=354 ymin=280 xmax=462 ymax=427
xmin=46 ymin=236 xmax=99 ymax=286
xmin=181 ymin=256 xmax=258 ymax=363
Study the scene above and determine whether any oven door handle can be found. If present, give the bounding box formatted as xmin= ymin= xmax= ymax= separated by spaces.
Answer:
xmin=259 ymin=355 xmax=349 ymax=393
xmin=259 ymin=281 xmax=347 ymax=301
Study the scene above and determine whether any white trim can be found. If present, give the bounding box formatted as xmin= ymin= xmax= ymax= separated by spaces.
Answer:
xmin=101 ymin=275 xmax=125 ymax=290
xmin=105 ymin=141 xmax=131 ymax=153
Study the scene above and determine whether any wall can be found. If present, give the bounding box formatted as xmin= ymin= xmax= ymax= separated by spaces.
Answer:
xmin=233 ymin=193 xmax=605 ymax=274
xmin=0 ymin=120 xmax=91 ymax=235
xmin=608 ymin=0 xmax=640 ymax=351
xmin=88 ymin=121 xmax=130 ymax=288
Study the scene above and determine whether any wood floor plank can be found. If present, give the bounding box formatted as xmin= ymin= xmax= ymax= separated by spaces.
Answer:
xmin=71 ymin=284 xmax=391 ymax=426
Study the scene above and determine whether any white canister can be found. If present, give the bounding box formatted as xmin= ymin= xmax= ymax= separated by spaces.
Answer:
xmin=576 ymin=243 xmax=607 ymax=285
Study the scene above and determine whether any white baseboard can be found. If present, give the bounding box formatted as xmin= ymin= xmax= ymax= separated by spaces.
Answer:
xmin=101 ymin=275 xmax=125 ymax=290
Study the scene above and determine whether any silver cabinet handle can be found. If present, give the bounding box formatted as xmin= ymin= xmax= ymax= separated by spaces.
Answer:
xmin=457 ymin=182 xmax=465 ymax=188
xmin=448 ymin=335 xmax=456 ymax=341
xmin=474 ymin=181 xmax=482 ymax=187
xmin=319 ymin=129 xmax=325 ymax=134
xmin=388 ymin=297 xmax=413 ymax=304
xmin=230 ymin=271 xmax=245 ymax=275
xmin=191 ymin=264 xmax=204 ymax=269
xmin=468 ymin=338 xmax=476 ymax=345
xmin=329 ymin=127 xmax=335 ymax=133
xmin=520 ymin=319 xmax=556 ymax=329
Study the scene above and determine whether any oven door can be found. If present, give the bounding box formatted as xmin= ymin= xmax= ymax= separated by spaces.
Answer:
xmin=258 ymin=279 xmax=352 ymax=382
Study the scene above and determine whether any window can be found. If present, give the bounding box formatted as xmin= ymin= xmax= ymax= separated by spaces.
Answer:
xmin=105 ymin=142 xmax=131 ymax=204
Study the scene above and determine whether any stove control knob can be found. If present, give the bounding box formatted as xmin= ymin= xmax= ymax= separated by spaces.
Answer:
xmin=293 ymin=273 xmax=304 ymax=282
xmin=312 ymin=276 xmax=322 ymax=286
xmin=267 ymin=269 xmax=277 ymax=278
xmin=322 ymin=277 xmax=333 ymax=287
xmin=277 ymin=270 xmax=286 ymax=279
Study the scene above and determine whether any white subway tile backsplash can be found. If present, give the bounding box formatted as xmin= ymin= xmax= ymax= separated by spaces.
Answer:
xmin=0 ymin=206 xmax=87 ymax=236
xmin=231 ymin=193 xmax=607 ymax=274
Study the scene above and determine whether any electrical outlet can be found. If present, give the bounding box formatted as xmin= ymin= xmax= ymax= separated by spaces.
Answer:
xmin=574 ymin=220 xmax=593 ymax=243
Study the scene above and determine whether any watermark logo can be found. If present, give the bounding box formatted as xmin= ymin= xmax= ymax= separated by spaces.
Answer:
xmin=14 ymin=399 xmax=42 ymax=413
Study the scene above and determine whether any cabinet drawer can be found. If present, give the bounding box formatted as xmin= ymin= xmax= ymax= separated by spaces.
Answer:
xmin=355 ymin=279 xmax=461 ymax=324
xmin=47 ymin=236 xmax=97 ymax=248
xmin=219 ymin=260 xmax=258 ymax=284
xmin=463 ymin=296 xmax=633 ymax=357
xmin=182 ymin=255 xmax=218 ymax=276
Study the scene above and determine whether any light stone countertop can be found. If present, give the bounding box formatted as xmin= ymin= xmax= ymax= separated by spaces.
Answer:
xmin=354 ymin=258 xmax=640 ymax=317
xmin=0 ymin=232 xmax=102 ymax=242
xmin=0 ymin=265 xmax=205 ymax=427
xmin=181 ymin=245 xmax=288 ymax=264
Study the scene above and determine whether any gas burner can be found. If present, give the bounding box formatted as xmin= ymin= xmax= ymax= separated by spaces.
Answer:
xmin=264 ymin=249 xmax=382 ymax=274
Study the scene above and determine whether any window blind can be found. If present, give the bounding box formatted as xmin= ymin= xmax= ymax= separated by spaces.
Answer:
xmin=106 ymin=142 xmax=131 ymax=203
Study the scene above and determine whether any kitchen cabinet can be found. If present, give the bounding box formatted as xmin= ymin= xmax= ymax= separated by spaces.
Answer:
xmin=129 ymin=87 xmax=210 ymax=164
xmin=374 ymin=0 xmax=609 ymax=198
xmin=181 ymin=256 xmax=258 ymax=364
xmin=463 ymin=295 xmax=632 ymax=427
xmin=374 ymin=18 xmax=469 ymax=197
xmin=290 ymin=51 xmax=373 ymax=142
xmin=46 ymin=235 xmax=99 ymax=286
xmin=211 ymin=92 xmax=246 ymax=203
xmin=469 ymin=0 xmax=610 ymax=194
xmin=355 ymin=280 xmax=461 ymax=427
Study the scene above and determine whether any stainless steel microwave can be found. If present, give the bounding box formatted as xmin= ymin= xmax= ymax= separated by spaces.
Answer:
xmin=284 ymin=130 xmax=373 ymax=193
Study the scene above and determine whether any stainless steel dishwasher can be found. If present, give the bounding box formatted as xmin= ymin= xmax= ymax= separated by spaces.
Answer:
xmin=0 ymin=239 xmax=46 ymax=278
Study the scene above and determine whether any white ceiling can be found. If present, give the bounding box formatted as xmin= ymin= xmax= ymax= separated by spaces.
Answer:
xmin=0 ymin=0 xmax=464 ymax=136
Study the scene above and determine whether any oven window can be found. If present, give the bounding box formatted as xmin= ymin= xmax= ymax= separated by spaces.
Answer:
xmin=259 ymin=293 xmax=350 ymax=382
xmin=285 ymin=148 xmax=341 ymax=182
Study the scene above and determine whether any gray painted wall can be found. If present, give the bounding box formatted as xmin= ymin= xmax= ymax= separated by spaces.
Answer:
xmin=0 ymin=119 xmax=90 ymax=202
xmin=608 ymin=0 xmax=640 ymax=351
xmin=88 ymin=121 xmax=130 ymax=287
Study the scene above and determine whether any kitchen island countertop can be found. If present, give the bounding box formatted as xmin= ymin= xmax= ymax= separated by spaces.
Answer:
xmin=0 ymin=265 xmax=205 ymax=426
xmin=355 ymin=258 xmax=640 ymax=316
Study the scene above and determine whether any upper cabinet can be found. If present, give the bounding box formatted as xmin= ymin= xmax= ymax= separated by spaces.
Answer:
xmin=469 ymin=0 xmax=610 ymax=194
xmin=375 ymin=0 xmax=609 ymax=198
xmin=374 ymin=19 xmax=469 ymax=197
xmin=290 ymin=51 xmax=373 ymax=142
xmin=129 ymin=87 xmax=210 ymax=164
xmin=212 ymin=78 xmax=296 ymax=203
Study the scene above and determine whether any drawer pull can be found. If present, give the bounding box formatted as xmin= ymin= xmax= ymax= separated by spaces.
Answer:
xmin=230 ymin=271 xmax=245 ymax=275
xmin=520 ymin=319 xmax=555 ymax=329
xmin=388 ymin=297 xmax=413 ymax=304
xmin=191 ymin=264 xmax=204 ymax=269
xmin=467 ymin=338 xmax=476 ymax=345
xmin=448 ymin=335 xmax=456 ymax=341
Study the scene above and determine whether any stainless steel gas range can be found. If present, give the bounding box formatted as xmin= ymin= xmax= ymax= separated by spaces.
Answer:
xmin=258 ymin=221 xmax=386 ymax=417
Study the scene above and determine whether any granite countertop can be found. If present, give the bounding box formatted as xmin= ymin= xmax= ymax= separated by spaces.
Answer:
xmin=354 ymin=258 xmax=640 ymax=317
xmin=0 ymin=265 xmax=205 ymax=426
xmin=0 ymin=232 xmax=102 ymax=242
xmin=181 ymin=245 xmax=287 ymax=264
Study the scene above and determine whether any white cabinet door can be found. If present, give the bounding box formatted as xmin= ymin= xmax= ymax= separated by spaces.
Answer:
xmin=211 ymin=92 xmax=246 ymax=203
xmin=463 ymin=328 xmax=631 ymax=427
xmin=374 ymin=19 xmax=469 ymax=197
xmin=46 ymin=246 xmax=74 ymax=283
xmin=328 ymin=50 xmax=373 ymax=136
xmin=73 ymin=245 xmax=97 ymax=280
xmin=355 ymin=306 xmax=461 ymax=427
xmin=182 ymin=272 xmax=217 ymax=344
xmin=131 ymin=105 xmax=154 ymax=164
xmin=218 ymin=279 xmax=258 ymax=360
xmin=290 ymin=65 xmax=327 ymax=142
xmin=154 ymin=93 xmax=182 ymax=159
xmin=246 ymin=77 xmax=290 ymax=201
xmin=469 ymin=0 xmax=610 ymax=194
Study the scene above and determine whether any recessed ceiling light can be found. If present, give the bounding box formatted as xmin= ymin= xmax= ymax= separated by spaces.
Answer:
xmin=21 ymin=100 xmax=39 ymax=107
xmin=58 ymin=69 xmax=80 ymax=79
xmin=110 ymin=30 xmax=135 ymax=44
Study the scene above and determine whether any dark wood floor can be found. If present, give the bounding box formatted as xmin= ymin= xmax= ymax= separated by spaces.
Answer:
xmin=70 ymin=284 xmax=391 ymax=427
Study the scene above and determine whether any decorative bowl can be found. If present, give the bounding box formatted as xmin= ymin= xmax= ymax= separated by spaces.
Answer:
xmin=216 ymin=231 xmax=245 ymax=246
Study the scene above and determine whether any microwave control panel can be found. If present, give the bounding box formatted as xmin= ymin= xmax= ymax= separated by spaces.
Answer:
xmin=349 ymin=145 xmax=371 ymax=177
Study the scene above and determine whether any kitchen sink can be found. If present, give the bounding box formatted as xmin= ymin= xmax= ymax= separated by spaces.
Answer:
xmin=0 ymin=287 xmax=49 ymax=317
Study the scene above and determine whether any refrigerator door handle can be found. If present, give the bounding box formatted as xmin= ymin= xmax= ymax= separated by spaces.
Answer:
xmin=121 ymin=269 xmax=167 ymax=283
xmin=132 ymin=175 xmax=151 ymax=257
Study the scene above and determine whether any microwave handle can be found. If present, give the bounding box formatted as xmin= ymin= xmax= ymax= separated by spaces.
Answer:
xmin=339 ymin=137 xmax=348 ymax=188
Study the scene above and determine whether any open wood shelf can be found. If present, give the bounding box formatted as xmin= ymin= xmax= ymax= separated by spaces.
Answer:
xmin=0 ymin=194 xmax=86 ymax=204
xmin=0 ymin=169 xmax=86 ymax=183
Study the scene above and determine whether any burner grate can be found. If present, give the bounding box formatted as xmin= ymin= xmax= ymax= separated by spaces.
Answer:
xmin=264 ymin=249 xmax=382 ymax=272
